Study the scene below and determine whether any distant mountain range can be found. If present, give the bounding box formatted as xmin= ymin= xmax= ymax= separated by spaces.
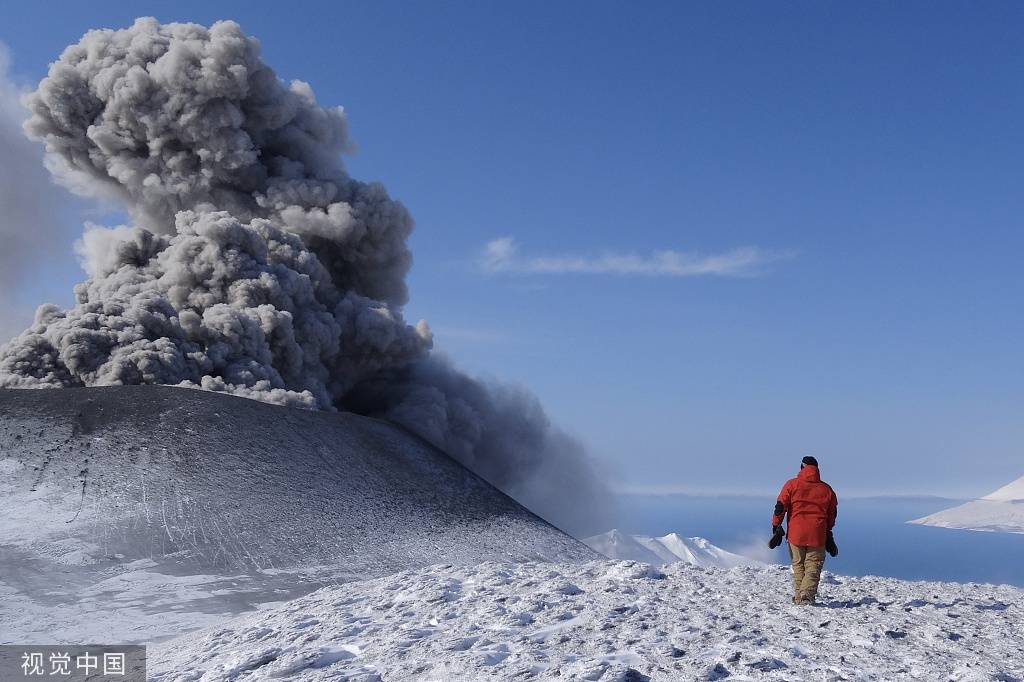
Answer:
xmin=910 ymin=475 xmax=1024 ymax=534
xmin=584 ymin=529 xmax=764 ymax=568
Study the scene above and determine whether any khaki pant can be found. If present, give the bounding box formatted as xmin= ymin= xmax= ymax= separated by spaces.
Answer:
xmin=788 ymin=544 xmax=826 ymax=604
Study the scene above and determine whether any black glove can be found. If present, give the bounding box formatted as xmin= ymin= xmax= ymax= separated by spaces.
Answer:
xmin=768 ymin=525 xmax=785 ymax=549
xmin=826 ymin=530 xmax=838 ymax=557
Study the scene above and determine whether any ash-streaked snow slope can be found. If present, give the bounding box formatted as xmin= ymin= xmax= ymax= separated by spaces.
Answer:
xmin=585 ymin=529 xmax=763 ymax=568
xmin=0 ymin=385 xmax=595 ymax=644
xmin=910 ymin=475 xmax=1024 ymax=534
xmin=150 ymin=560 xmax=1024 ymax=681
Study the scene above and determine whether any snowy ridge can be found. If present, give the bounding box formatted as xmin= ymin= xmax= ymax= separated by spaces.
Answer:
xmin=150 ymin=560 xmax=1024 ymax=681
xmin=910 ymin=475 xmax=1024 ymax=534
xmin=0 ymin=386 xmax=594 ymax=644
xmin=585 ymin=529 xmax=763 ymax=568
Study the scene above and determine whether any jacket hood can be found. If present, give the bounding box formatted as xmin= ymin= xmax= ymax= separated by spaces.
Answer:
xmin=798 ymin=464 xmax=821 ymax=482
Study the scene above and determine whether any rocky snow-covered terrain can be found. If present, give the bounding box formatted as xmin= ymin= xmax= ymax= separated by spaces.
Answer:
xmin=911 ymin=475 xmax=1024 ymax=534
xmin=150 ymin=560 xmax=1024 ymax=681
xmin=585 ymin=530 xmax=763 ymax=568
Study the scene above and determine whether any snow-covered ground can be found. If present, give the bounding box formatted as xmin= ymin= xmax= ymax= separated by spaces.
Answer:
xmin=150 ymin=559 xmax=1024 ymax=681
xmin=5 ymin=386 xmax=1023 ymax=681
xmin=911 ymin=475 xmax=1024 ymax=534
xmin=585 ymin=530 xmax=763 ymax=568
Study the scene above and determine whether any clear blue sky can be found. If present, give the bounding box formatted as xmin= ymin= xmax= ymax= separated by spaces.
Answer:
xmin=2 ymin=1 xmax=1022 ymax=498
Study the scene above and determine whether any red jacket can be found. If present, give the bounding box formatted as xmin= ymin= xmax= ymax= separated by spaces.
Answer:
xmin=772 ymin=465 xmax=838 ymax=547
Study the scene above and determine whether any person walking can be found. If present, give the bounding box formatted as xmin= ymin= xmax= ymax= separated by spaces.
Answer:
xmin=768 ymin=456 xmax=839 ymax=605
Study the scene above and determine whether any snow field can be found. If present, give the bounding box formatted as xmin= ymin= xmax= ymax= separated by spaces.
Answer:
xmin=151 ymin=560 xmax=1024 ymax=681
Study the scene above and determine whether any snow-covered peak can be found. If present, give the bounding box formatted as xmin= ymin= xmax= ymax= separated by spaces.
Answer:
xmin=911 ymin=474 xmax=1024 ymax=534
xmin=982 ymin=475 xmax=1024 ymax=502
xmin=584 ymin=529 xmax=763 ymax=568
xmin=582 ymin=529 xmax=666 ymax=565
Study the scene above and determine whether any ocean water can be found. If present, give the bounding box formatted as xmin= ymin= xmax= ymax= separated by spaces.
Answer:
xmin=614 ymin=494 xmax=1024 ymax=587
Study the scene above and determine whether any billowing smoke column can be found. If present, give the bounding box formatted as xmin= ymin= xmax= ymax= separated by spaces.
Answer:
xmin=0 ymin=18 xmax=609 ymax=535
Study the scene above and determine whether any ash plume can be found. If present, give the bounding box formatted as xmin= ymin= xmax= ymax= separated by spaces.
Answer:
xmin=0 ymin=18 xmax=610 ymax=534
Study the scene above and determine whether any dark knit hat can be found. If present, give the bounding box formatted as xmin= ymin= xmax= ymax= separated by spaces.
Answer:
xmin=801 ymin=455 xmax=819 ymax=467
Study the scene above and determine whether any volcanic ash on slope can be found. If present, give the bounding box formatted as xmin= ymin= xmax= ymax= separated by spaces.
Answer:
xmin=0 ymin=385 xmax=596 ymax=643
